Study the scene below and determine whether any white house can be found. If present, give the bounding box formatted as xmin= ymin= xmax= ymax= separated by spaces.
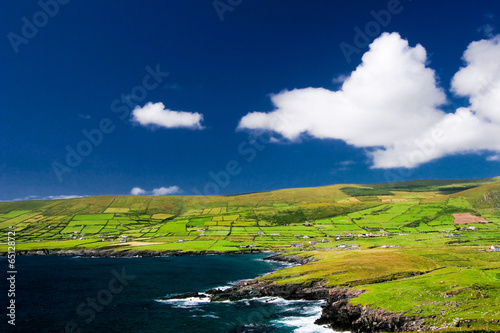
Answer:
xmin=490 ymin=245 xmax=500 ymax=252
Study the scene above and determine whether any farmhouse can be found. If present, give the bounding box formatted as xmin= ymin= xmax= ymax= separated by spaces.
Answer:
xmin=490 ymin=245 xmax=500 ymax=252
xmin=290 ymin=244 xmax=304 ymax=248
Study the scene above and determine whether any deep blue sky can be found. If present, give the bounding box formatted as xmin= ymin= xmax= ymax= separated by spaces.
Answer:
xmin=1 ymin=0 xmax=500 ymax=201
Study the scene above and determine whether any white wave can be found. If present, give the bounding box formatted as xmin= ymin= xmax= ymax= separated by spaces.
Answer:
xmin=155 ymin=296 xmax=211 ymax=308
xmin=191 ymin=314 xmax=220 ymax=319
xmin=271 ymin=301 xmax=347 ymax=333
xmin=208 ymin=279 xmax=242 ymax=291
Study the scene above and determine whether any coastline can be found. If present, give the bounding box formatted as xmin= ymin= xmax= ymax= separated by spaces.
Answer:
xmin=161 ymin=251 xmax=429 ymax=333
xmin=2 ymin=249 xmax=429 ymax=332
xmin=0 ymin=248 xmax=265 ymax=257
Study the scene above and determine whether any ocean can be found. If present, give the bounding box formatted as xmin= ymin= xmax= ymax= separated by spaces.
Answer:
xmin=0 ymin=254 xmax=334 ymax=333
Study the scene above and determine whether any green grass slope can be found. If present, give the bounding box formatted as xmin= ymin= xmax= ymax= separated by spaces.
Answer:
xmin=2 ymin=177 xmax=500 ymax=330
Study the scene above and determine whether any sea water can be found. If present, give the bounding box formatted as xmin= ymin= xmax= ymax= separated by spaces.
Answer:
xmin=0 ymin=254 xmax=335 ymax=333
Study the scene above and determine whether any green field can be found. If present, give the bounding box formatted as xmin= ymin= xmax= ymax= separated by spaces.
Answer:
xmin=2 ymin=177 xmax=500 ymax=331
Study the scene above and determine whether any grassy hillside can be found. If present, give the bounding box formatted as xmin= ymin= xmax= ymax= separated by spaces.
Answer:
xmin=2 ymin=177 xmax=500 ymax=331
xmin=1 ymin=177 xmax=499 ymax=252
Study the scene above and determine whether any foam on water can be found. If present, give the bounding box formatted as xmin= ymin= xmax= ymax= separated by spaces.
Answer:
xmin=155 ymin=296 xmax=211 ymax=308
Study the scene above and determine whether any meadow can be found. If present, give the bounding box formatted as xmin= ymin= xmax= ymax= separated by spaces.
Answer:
xmin=1 ymin=177 xmax=500 ymax=331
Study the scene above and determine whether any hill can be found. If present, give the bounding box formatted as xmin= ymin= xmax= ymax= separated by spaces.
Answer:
xmin=2 ymin=177 xmax=500 ymax=331
xmin=1 ymin=177 xmax=499 ymax=252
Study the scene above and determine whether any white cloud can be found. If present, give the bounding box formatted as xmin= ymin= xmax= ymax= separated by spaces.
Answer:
xmin=132 ymin=102 xmax=204 ymax=129
xmin=487 ymin=155 xmax=500 ymax=162
xmin=131 ymin=186 xmax=181 ymax=196
xmin=130 ymin=187 xmax=146 ymax=195
xmin=13 ymin=194 xmax=85 ymax=201
xmin=237 ymin=32 xmax=500 ymax=169
xmin=152 ymin=186 xmax=181 ymax=196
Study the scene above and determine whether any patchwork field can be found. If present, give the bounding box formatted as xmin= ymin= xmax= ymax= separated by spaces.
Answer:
xmin=1 ymin=177 xmax=500 ymax=331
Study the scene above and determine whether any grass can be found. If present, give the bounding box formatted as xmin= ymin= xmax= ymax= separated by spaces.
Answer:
xmin=2 ymin=177 xmax=500 ymax=331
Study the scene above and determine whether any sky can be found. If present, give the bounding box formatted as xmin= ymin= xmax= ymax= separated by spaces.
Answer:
xmin=1 ymin=0 xmax=500 ymax=201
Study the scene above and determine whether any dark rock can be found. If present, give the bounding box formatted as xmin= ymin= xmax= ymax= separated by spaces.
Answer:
xmin=207 ymin=279 xmax=331 ymax=302
xmin=316 ymin=289 xmax=427 ymax=333
xmin=166 ymin=292 xmax=208 ymax=300
xmin=264 ymin=253 xmax=317 ymax=265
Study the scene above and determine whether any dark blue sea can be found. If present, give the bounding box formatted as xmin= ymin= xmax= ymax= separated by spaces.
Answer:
xmin=0 ymin=254 xmax=334 ymax=333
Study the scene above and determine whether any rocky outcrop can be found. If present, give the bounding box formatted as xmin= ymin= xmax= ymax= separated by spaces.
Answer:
xmin=316 ymin=288 xmax=427 ymax=333
xmin=166 ymin=291 xmax=209 ymax=300
xmin=207 ymin=279 xmax=331 ymax=302
xmin=205 ymin=280 xmax=427 ymax=332
xmin=264 ymin=253 xmax=318 ymax=265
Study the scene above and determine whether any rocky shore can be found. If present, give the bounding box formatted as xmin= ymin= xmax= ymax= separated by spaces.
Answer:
xmin=8 ymin=249 xmax=428 ymax=332
xmin=169 ymin=253 xmax=428 ymax=333
xmin=316 ymin=288 xmax=427 ymax=333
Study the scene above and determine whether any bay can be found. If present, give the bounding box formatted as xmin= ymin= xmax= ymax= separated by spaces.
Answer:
xmin=0 ymin=254 xmax=332 ymax=333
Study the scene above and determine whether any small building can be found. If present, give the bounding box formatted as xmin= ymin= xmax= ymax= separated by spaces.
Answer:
xmin=249 ymin=244 xmax=257 ymax=248
xmin=399 ymin=233 xmax=409 ymax=236
xmin=291 ymin=244 xmax=304 ymax=248
xmin=293 ymin=234 xmax=302 ymax=237
xmin=321 ymin=239 xmax=330 ymax=243
xmin=490 ymin=245 xmax=500 ymax=252
xmin=380 ymin=245 xmax=389 ymax=248
xmin=270 ymin=233 xmax=281 ymax=237
xmin=468 ymin=226 xmax=477 ymax=231
xmin=302 ymin=235 xmax=309 ymax=239
xmin=338 ymin=244 xmax=347 ymax=248
xmin=120 ymin=235 xmax=128 ymax=243
xmin=178 ymin=239 xmax=185 ymax=243
xmin=351 ymin=244 xmax=359 ymax=248
xmin=257 ymin=231 xmax=265 ymax=236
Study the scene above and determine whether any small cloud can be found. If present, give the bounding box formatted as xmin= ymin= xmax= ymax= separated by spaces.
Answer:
xmin=338 ymin=160 xmax=355 ymax=166
xmin=331 ymin=160 xmax=356 ymax=174
xmin=332 ymin=74 xmax=348 ymax=84
xmin=131 ymin=186 xmax=181 ymax=196
xmin=152 ymin=186 xmax=181 ymax=196
xmin=269 ymin=137 xmax=280 ymax=143
xmin=478 ymin=24 xmax=496 ymax=38
xmin=131 ymin=102 xmax=204 ymax=129
xmin=78 ymin=114 xmax=91 ymax=119
xmin=130 ymin=187 xmax=146 ymax=195
xmin=13 ymin=194 xmax=85 ymax=201
xmin=487 ymin=155 xmax=500 ymax=162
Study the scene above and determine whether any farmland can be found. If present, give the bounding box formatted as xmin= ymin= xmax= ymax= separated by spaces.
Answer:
xmin=1 ymin=177 xmax=500 ymax=331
